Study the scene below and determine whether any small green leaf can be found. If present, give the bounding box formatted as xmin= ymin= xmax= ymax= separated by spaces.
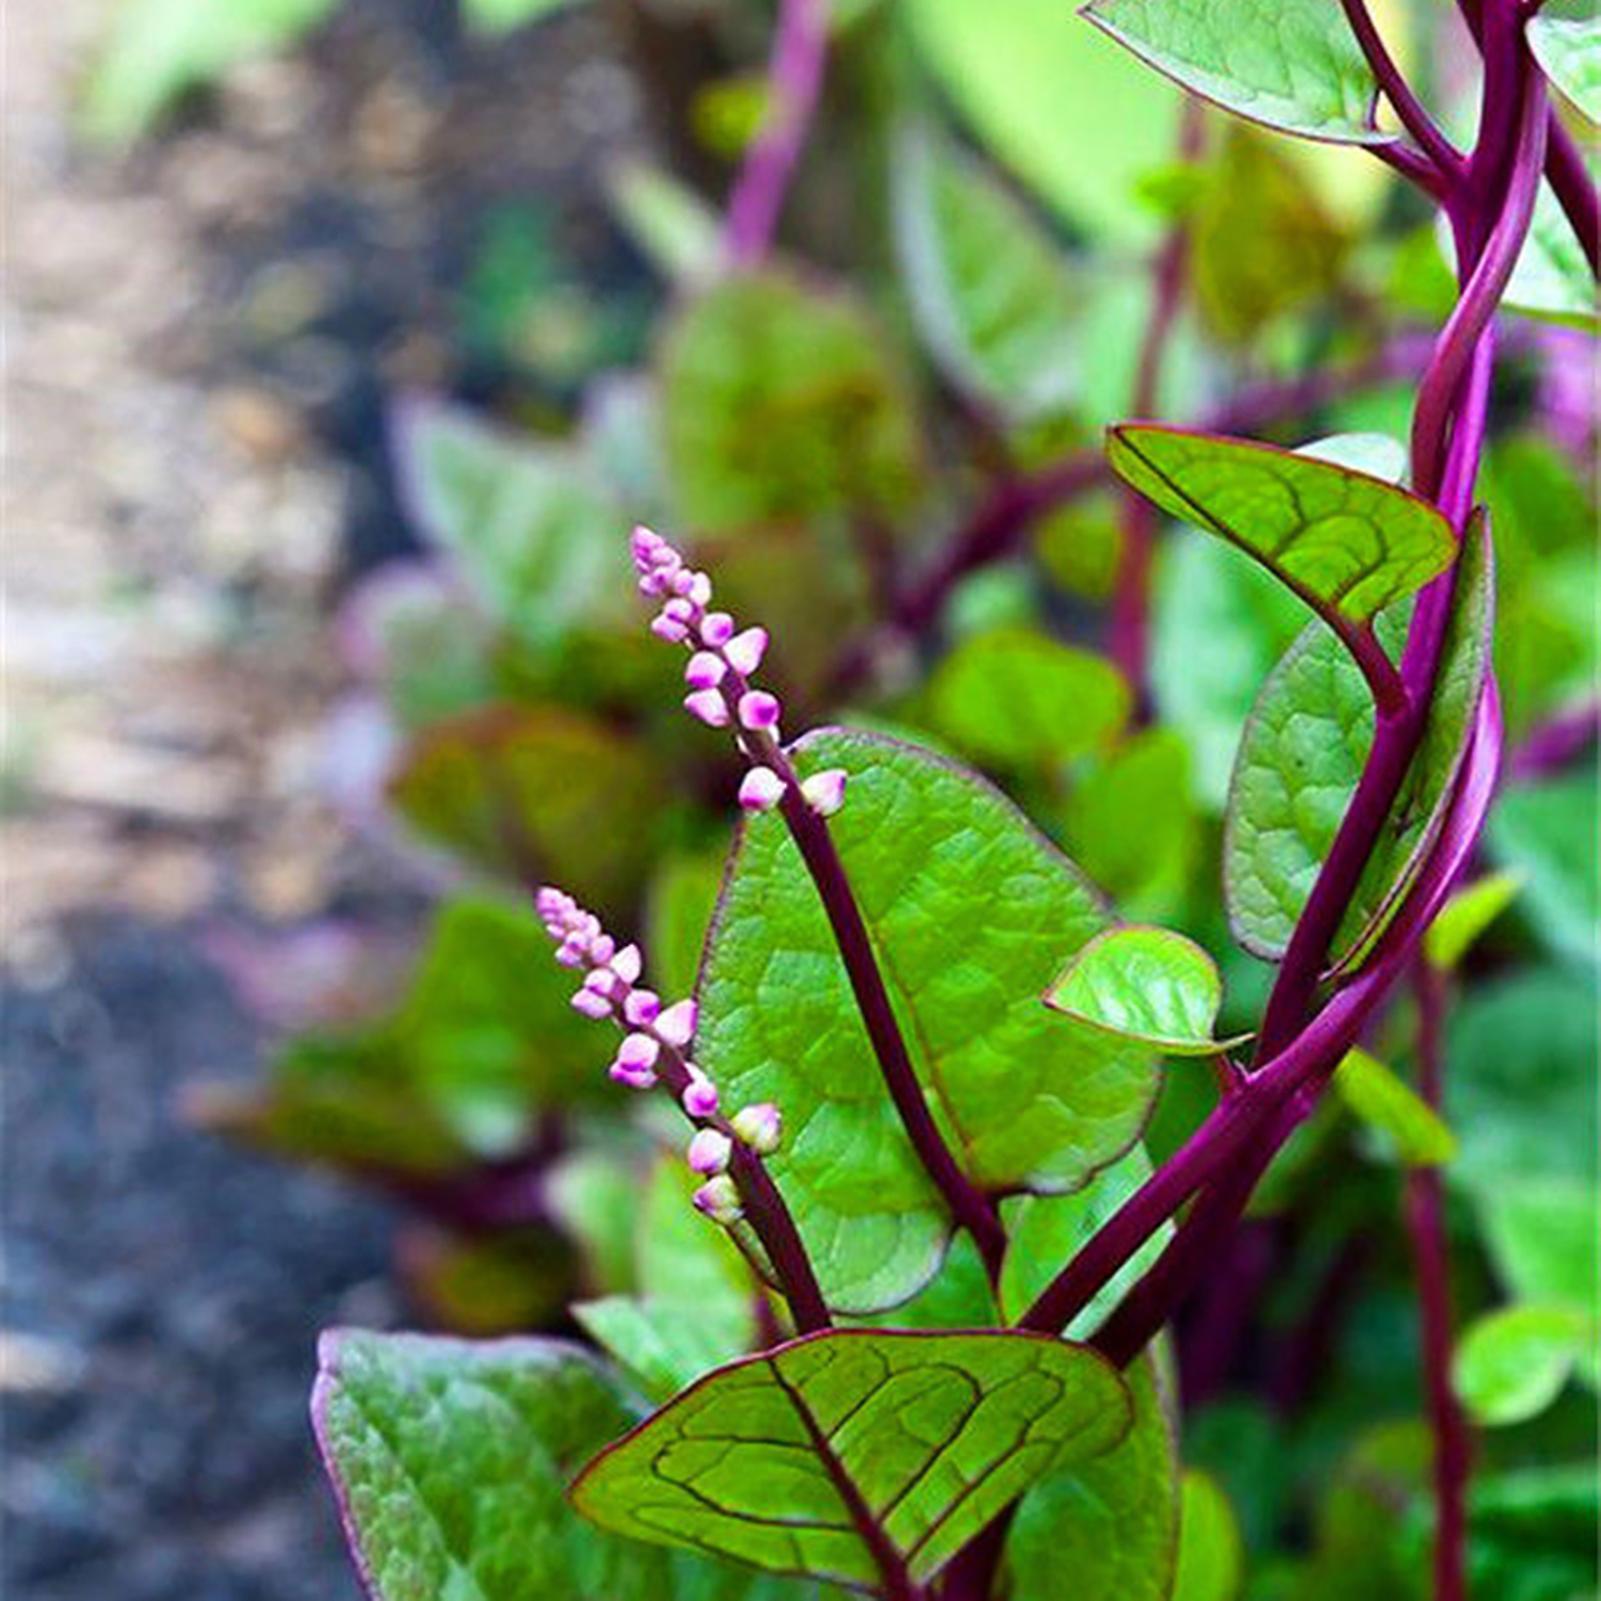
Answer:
xmin=1529 ymin=15 xmax=1601 ymax=123
xmin=660 ymin=273 xmax=921 ymax=538
xmin=1333 ymin=1047 xmax=1456 ymax=1167
xmin=1107 ymin=426 xmax=1454 ymax=640
xmin=1423 ymin=870 xmax=1524 ymax=970
xmin=1008 ymin=1356 xmax=1180 ymax=1601
xmin=572 ymin=1330 xmax=1132 ymax=1590
xmin=313 ymin=1330 xmax=803 ymax=1601
xmin=604 ymin=160 xmax=722 ymax=283
xmin=1172 ymin=1470 xmax=1245 ymax=1601
xmin=927 ymin=627 xmax=1132 ymax=769
xmin=1224 ymin=510 xmax=1492 ymax=962
xmin=546 ymin=1149 xmax=643 ymax=1296
xmin=1487 ymin=770 xmax=1600 ymax=972
xmin=1454 ymin=1305 xmax=1590 ymax=1428
xmin=392 ymin=399 xmax=620 ymax=654
xmin=1502 ymin=181 xmax=1598 ymax=330
xmin=892 ymin=123 xmax=1083 ymax=419
xmin=646 ymin=849 xmax=730 ymax=1001
xmin=1082 ymin=0 xmax=1390 ymax=144
xmin=1477 ymin=1178 xmax=1599 ymax=1316
xmin=1045 ymin=926 xmax=1249 ymax=1056
xmin=574 ymin=1296 xmax=754 ymax=1403
xmin=698 ymin=728 xmax=1158 ymax=1311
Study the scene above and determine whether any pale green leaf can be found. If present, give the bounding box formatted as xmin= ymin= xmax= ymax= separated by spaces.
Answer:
xmin=1083 ymin=0 xmax=1389 ymax=143
xmin=1333 ymin=1047 xmax=1456 ymax=1167
xmin=464 ymin=0 xmax=579 ymax=30
xmin=604 ymin=160 xmax=722 ymax=283
xmin=927 ymin=627 xmax=1132 ymax=769
xmin=646 ymin=849 xmax=729 ymax=1001
xmin=1454 ymin=1305 xmax=1590 ymax=1428
xmin=1487 ymin=770 xmax=1600 ymax=972
xmin=1045 ymin=926 xmax=1249 ymax=1055
xmin=1423 ymin=870 xmax=1524 ymax=970
xmin=1503 ymin=182 xmax=1598 ymax=330
xmin=572 ymin=1330 xmax=1132 ymax=1590
xmin=1477 ymin=1178 xmax=1599 ymax=1316
xmin=697 ymin=728 xmax=1158 ymax=1312
xmin=1172 ymin=1470 xmax=1245 ymax=1601
xmin=1529 ymin=15 xmax=1601 ymax=123
xmin=573 ymin=1296 xmax=753 ymax=1403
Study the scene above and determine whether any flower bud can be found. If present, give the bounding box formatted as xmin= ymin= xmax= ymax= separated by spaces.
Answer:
xmin=651 ymin=612 xmax=690 ymax=643
xmin=731 ymin=1102 xmax=783 ymax=1155
xmin=692 ymin=1174 xmax=743 ymax=1225
xmin=800 ymin=769 xmax=847 ymax=817
xmin=685 ymin=651 xmax=726 ymax=691
xmin=700 ymin=612 xmax=736 ymax=647
xmin=616 ymin=1033 xmax=660 ymax=1072
xmin=687 ymin=1128 xmax=733 ymax=1175
xmin=610 ymin=944 xmax=643 ymax=985
xmin=656 ymin=998 xmax=698 ymax=1047
xmin=684 ymin=689 xmax=731 ymax=728
xmin=572 ymin=988 xmax=612 ymax=1020
xmin=681 ymin=1072 xmax=719 ymax=1119
xmin=723 ymin=627 xmax=769 ymax=676
xmin=609 ymin=1058 xmax=658 ymax=1090
xmin=623 ymin=988 xmax=661 ymax=1026
xmin=737 ymin=690 xmax=781 ymax=732
xmin=738 ymin=766 xmax=787 ymax=812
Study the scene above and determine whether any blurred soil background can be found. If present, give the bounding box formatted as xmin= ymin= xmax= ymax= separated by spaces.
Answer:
xmin=4 ymin=2 xmax=662 ymax=1593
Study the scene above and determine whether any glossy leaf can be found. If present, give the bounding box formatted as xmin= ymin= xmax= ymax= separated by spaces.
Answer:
xmin=892 ymin=123 xmax=1082 ymax=419
xmin=928 ymin=627 xmax=1132 ymax=769
xmin=1008 ymin=1357 xmax=1180 ymax=1601
xmin=572 ymin=1329 xmax=1132 ymax=1590
xmin=660 ymin=273 xmax=920 ymax=537
xmin=1423 ymin=870 xmax=1523 ymax=970
xmin=647 ymin=849 xmax=730 ymax=1001
xmin=1107 ymin=426 xmax=1454 ymax=636
xmin=1083 ymin=0 xmax=1389 ymax=144
xmin=1172 ymin=1470 xmax=1245 ymax=1601
xmin=1453 ymin=1305 xmax=1590 ymax=1428
xmin=697 ymin=728 xmax=1158 ymax=1311
xmin=1333 ymin=1047 xmax=1456 ymax=1167
xmin=574 ymin=1295 xmax=754 ymax=1403
xmin=1045 ymin=926 xmax=1249 ymax=1056
xmin=1223 ymin=510 xmax=1492 ymax=961
xmin=313 ymin=1330 xmax=819 ymax=1601
xmin=1529 ymin=15 xmax=1601 ymax=124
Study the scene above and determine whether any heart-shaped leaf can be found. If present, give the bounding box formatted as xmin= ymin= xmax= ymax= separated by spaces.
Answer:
xmin=1082 ymin=0 xmax=1390 ymax=144
xmin=572 ymin=1329 xmax=1132 ymax=1591
xmin=1222 ymin=509 xmax=1492 ymax=962
xmin=1107 ymin=426 xmax=1455 ymax=648
xmin=1045 ymin=926 xmax=1250 ymax=1056
xmin=1333 ymin=1047 xmax=1456 ymax=1167
xmin=697 ymin=728 xmax=1158 ymax=1311
xmin=1454 ymin=1305 xmax=1592 ymax=1428
xmin=313 ymin=1330 xmax=823 ymax=1601
xmin=1528 ymin=15 xmax=1601 ymax=122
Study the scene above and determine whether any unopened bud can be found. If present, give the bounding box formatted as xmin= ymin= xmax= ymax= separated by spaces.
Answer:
xmin=684 ymin=689 xmax=731 ymax=728
xmin=731 ymin=1102 xmax=782 ymax=1156
xmin=737 ymin=690 xmax=782 ymax=732
xmin=687 ymin=1128 xmax=733 ymax=1174
xmin=724 ymin=626 xmax=769 ymax=676
xmin=656 ymin=998 xmax=698 ymax=1047
xmin=681 ymin=1072 xmax=719 ymax=1119
xmin=692 ymin=1174 xmax=743 ymax=1225
xmin=738 ymin=766 xmax=787 ymax=812
xmin=800 ymin=769 xmax=847 ymax=818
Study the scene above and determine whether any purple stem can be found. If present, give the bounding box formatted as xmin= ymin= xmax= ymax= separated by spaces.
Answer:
xmin=1509 ymin=698 xmax=1601 ymax=780
xmin=723 ymin=0 xmax=829 ymax=270
xmin=1341 ymin=0 xmax=1465 ymax=178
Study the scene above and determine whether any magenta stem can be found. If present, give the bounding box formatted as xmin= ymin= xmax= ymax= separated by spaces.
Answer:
xmin=1509 ymin=698 xmax=1600 ymax=779
xmin=1341 ymin=0 xmax=1464 ymax=177
xmin=723 ymin=0 xmax=829 ymax=270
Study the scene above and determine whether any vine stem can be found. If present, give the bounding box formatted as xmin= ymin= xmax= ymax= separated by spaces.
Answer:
xmin=1407 ymin=959 xmax=1471 ymax=1601
xmin=1341 ymin=0 xmax=1463 ymax=177
xmin=723 ymin=0 xmax=829 ymax=269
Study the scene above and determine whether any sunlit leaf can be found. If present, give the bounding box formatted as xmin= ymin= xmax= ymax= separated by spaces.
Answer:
xmin=1172 ymin=1470 xmax=1245 ymax=1601
xmin=1477 ymin=1178 xmax=1599 ymax=1316
xmin=1501 ymin=182 xmax=1598 ymax=330
xmin=1528 ymin=15 xmax=1601 ymax=123
xmin=574 ymin=1295 xmax=754 ymax=1403
xmin=572 ymin=1330 xmax=1132 ymax=1589
xmin=1333 ymin=1047 xmax=1456 ymax=1167
xmin=605 ymin=160 xmax=722 ymax=283
xmin=1454 ymin=1305 xmax=1590 ymax=1428
xmin=1423 ymin=870 xmax=1524 ymax=970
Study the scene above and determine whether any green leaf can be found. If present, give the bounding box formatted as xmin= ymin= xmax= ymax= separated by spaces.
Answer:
xmin=636 ymin=1158 xmax=755 ymax=1312
xmin=845 ymin=1233 xmax=999 ymax=1331
xmin=1454 ymin=1305 xmax=1590 ymax=1428
xmin=604 ymin=160 xmax=722 ymax=284
xmin=927 ymin=627 xmax=1131 ymax=769
xmin=1529 ymin=15 xmax=1601 ymax=124
xmin=392 ymin=400 xmax=620 ymax=654
xmin=697 ymin=728 xmax=1158 ymax=1311
xmin=547 ymin=1148 xmax=644 ymax=1295
xmin=464 ymin=0 xmax=580 ymax=34
xmin=891 ymin=123 xmax=1082 ymax=420
xmin=1423 ymin=870 xmax=1524 ymax=970
xmin=574 ymin=1296 xmax=754 ymax=1403
xmin=647 ymin=849 xmax=730 ymax=1002
xmin=1477 ymin=1178 xmax=1599 ymax=1315
xmin=1503 ymin=181 xmax=1599 ymax=331
xmin=314 ymin=1330 xmax=819 ymax=1601
xmin=1082 ymin=0 xmax=1389 ymax=143
xmin=1007 ymin=1356 xmax=1180 ymax=1601
xmin=660 ymin=273 xmax=920 ymax=537
xmin=1332 ymin=1047 xmax=1456 ymax=1167
xmin=1107 ymin=426 xmax=1454 ymax=640
xmin=1487 ymin=771 xmax=1600 ymax=972
xmin=999 ymin=1147 xmax=1172 ymax=1336
xmin=1223 ymin=510 xmax=1492 ymax=962
xmin=81 ymin=0 xmax=336 ymax=143
xmin=1172 ymin=1470 xmax=1245 ymax=1601
xmin=903 ymin=0 xmax=1181 ymax=246
xmin=388 ymin=705 xmax=660 ymax=911
xmin=572 ymin=1330 xmax=1132 ymax=1590
xmin=1045 ymin=926 xmax=1249 ymax=1056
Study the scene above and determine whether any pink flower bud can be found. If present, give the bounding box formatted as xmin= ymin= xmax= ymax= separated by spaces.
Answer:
xmin=572 ymin=988 xmax=612 ymax=1020
xmin=616 ymin=1033 xmax=660 ymax=1071
xmin=555 ymin=942 xmax=586 ymax=969
xmin=583 ymin=968 xmax=620 ymax=1001
xmin=656 ymin=998 xmax=698 ymax=1047
xmin=609 ymin=1058 xmax=658 ymax=1090
xmin=687 ymin=1128 xmax=732 ymax=1174
xmin=685 ymin=652 xmax=727 ymax=691
xmin=801 ymin=768 xmax=847 ymax=818
xmin=623 ymin=988 xmax=661 ymax=1026
xmin=684 ymin=689 xmax=731 ymax=728
xmin=738 ymin=766 xmax=787 ymax=812
xmin=589 ymin=933 xmax=616 ymax=966
xmin=692 ymin=1175 xmax=743 ymax=1225
xmin=737 ymin=691 xmax=781 ymax=732
xmin=610 ymin=943 xmax=642 ymax=985
xmin=681 ymin=1073 xmax=720 ymax=1119
xmin=651 ymin=612 xmax=690 ymax=643
xmin=700 ymin=612 xmax=736 ymax=647
xmin=731 ymin=1102 xmax=783 ymax=1155
xmin=724 ymin=627 xmax=768 ymax=676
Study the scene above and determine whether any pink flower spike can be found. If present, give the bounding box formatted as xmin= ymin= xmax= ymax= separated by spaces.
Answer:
xmin=610 ymin=944 xmax=642 ymax=985
xmin=609 ymin=1059 xmax=658 ymax=1090
xmin=738 ymin=766 xmax=787 ymax=812
xmin=724 ymin=627 xmax=768 ymax=676
xmin=682 ymin=1073 xmax=720 ymax=1119
xmin=687 ymin=1128 xmax=733 ymax=1175
xmin=572 ymin=988 xmax=612 ymax=1020
xmin=732 ymin=1103 xmax=783 ymax=1155
xmin=801 ymin=768 xmax=847 ymax=818
xmin=684 ymin=689 xmax=731 ymax=728
xmin=700 ymin=612 xmax=736 ymax=647
xmin=737 ymin=691 xmax=781 ymax=732
xmin=623 ymin=988 xmax=661 ymax=1026
xmin=656 ymin=998 xmax=698 ymax=1047
xmin=685 ymin=652 xmax=726 ymax=691
xmin=692 ymin=1175 xmax=743 ymax=1225
xmin=616 ymin=1032 xmax=660 ymax=1071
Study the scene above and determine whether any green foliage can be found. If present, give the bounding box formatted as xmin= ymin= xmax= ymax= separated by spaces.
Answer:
xmin=573 ymin=1294 xmax=753 ymax=1403
xmin=572 ymin=1330 xmax=1133 ymax=1589
xmin=604 ymin=161 xmax=723 ymax=284
xmin=1082 ymin=0 xmax=1387 ymax=143
xmin=1422 ymin=870 xmax=1523 ymax=971
xmin=1332 ymin=1047 xmax=1456 ymax=1167
xmin=1487 ymin=770 xmax=1600 ymax=971
xmin=1454 ymin=1305 xmax=1593 ymax=1427
xmin=1045 ymin=926 xmax=1249 ymax=1055
xmin=464 ymin=0 xmax=582 ymax=36
xmin=697 ymin=728 xmax=1158 ymax=1310
xmin=1502 ymin=182 xmax=1599 ymax=330
xmin=1171 ymin=1470 xmax=1244 ymax=1601
xmin=1528 ymin=14 xmax=1601 ymax=121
